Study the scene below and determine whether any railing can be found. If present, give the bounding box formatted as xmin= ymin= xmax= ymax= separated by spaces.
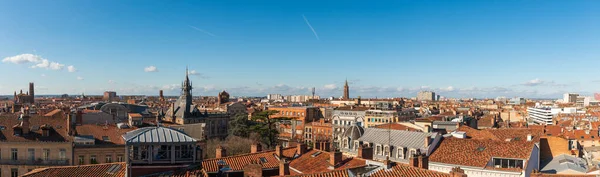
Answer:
xmin=0 ymin=159 xmax=70 ymax=166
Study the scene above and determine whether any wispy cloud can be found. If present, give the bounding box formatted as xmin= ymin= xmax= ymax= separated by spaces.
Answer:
xmin=522 ymin=78 xmax=567 ymax=87
xmin=188 ymin=70 xmax=209 ymax=79
xmin=189 ymin=25 xmax=217 ymax=37
xmin=144 ymin=66 xmax=158 ymax=72
xmin=302 ymin=14 xmax=320 ymax=40
xmin=77 ymin=76 xmax=84 ymax=80
xmin=68 ymin=65 xmax=77 ymax=72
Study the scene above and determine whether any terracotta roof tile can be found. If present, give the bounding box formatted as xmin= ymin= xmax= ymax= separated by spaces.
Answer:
xmin=74 ymin=124 xmax=134 ymax=145
xmin=372 ymin=123 xmax=421 ymax=132
xmin=202 ymin=147 xmax=298 ymax=172
xmin=22 ymin=162 xmax=126 ymax=177
xmin=369 ymin=164 xmax=450 ymax=177
xmin=430 ymin=138 xmax=535 ymax=169
xmin=289 ymin=149 xmax=365 ymax=175
xmin=0 ymin=113 xmax=70 ymax=142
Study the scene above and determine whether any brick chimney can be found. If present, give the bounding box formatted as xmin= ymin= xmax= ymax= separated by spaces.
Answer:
xmin=357 ymin=145 xmax=373 ymax=160
xmin=66 ymin=113 xmax=73 ymax=136
xmin=243 ymin=160 xmax=263 ymax=177
xmin=21 ymin=110 xmax=30 ymax=135
xmin=330 ymin=150 xmax=342 ymax=166
xmin=279 ymin=159 xmax=290 ymax=176
xmin=251 ymin=143 xmax=262 ymax=153
xmin=216 ymin=145 xmax=226 ymax=158
xmin=409 ymin=153 xmax=419 ymax=168
xmin=417 ymin=153 xmax=429 ymax=169
xmin=297 ymin=143 xmax=308 ymax=155
xmin=76 ymin=110 xmax=83 ymax=125
xmin=275 ymin=145 xmax=283 ymax=158
xmin=449 ymin=167 xmax=467 ymax=177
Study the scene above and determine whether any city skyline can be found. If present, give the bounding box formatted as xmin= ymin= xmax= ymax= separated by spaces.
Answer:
xmin=1 ymin=1 xmax=599 ymax=98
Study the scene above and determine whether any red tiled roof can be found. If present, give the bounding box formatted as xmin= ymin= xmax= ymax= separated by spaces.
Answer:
xmin=430 ymin=138 xmax=535 ymax=169
xmin=202 ymin=147 xmax=299 ymax=172
xmin=74 ymin=124 xmax=134 ymax=145
xmin=456 ymin=125 xmax=499 ymax=140
xmin=287 ymin=168 xmax=351 ymax=177
xmin=289 ymin=150 xmax=365 ymax=175
xmin=0 ymin=113 xmax=70 ymax=142
xmin=43 ymin=109 xmax=63 ymax=117
xmin=370 ymin=164 xmax=450 ymax=177
xmin=22 ymin=162 xmax=126 ymax=177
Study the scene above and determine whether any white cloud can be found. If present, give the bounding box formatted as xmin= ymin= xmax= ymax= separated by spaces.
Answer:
xmin=440 ymin=86 xmax=455 ymax=92
xmin=144 ymin=66 xmax=158 ymax=72
xmin=523 ymin=78 xmax=544 ymax=86
xmin=188 ymin=70 xmax=209 ymax=78
xmin=108 ymin=80 xmax=115 ymax=84
xmin=323 ymin=84 xmax=337 ymax=90
xmin=2 ymin=54 xmax=70 ymax=71
xmin=68 ymin=65 xmax=77 ymax=72
xmin=41 ymin=74 xmax=46 ymax=77
xmin=2 ymin=54 xmax=42 ymax=64
xmin=77 ymin=76 xmax=84 ymax=80
xmin=162 ymin=84 xmax=179 ymax=91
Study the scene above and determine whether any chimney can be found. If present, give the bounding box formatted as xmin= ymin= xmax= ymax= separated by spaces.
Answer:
xmin=424 ymin=136 xmax=431 ymax=147
xmin=76 ymin=110 xmax=83 ymax=125
xmin=21 ymin=110 xmax=30 ymax=135
xmin=323 ymin=141 xmax=331 ymax=152
xmin=297 ymin=143 xmax=308 ymax=155
xmin=383 ymin=156 xmax=393 ymax=169
xmin=67 ymin=113 xmax=73 ymax=136
xmin=449 ymin=167 xmax=467 ymax=177
xmin=279 ymin=159 xmax=290 ymax=176
xmin=216 ymin=145 xmax=226 ymax=158
xmin=409 ymin=152 xmax=419 ymax=168
xmin=243 ymin=160 xmax=263 ymax=177
xmin=275 ymin=145 xmax=283 ymax=158
xmin=527 ymin=134 xmax=533 ymax=141
xmin=424 ymin=125 xmax=431 ymax=133
xmin=251 ymin=143 xmax=262 ymax=153
xmin=320 ymin=118 xmax=325 ymax=124
xmin=417 ymin=153 xmax=429 ymax=169
xmin=330 ymin=150 xmax=342 ymax=166
xmin=357 ymin=145 xmax=373 ymax=160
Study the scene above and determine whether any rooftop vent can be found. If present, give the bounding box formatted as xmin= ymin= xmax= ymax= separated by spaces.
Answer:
xmin=105 ymin=164 xmax=122 ymax=175
xmin=476 ymin=146 xmax=486 ymax=152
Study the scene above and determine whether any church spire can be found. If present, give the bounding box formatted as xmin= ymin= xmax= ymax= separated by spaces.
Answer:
xmin=343 ymin=78 xmax=350 ymax=100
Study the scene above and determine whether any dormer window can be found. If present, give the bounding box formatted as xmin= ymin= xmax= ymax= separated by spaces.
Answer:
xmin=384 ymin=145 xmax=391 ymax=157
xmin=493 ymin=158 xmax=524 ymax=169
xmin=102 ymin=136 xmax=110 ymax=142
xmin=375 ymin=144 xmax=382 ymax=155
xmin=397 ymin=147 xmax=406 ymax=159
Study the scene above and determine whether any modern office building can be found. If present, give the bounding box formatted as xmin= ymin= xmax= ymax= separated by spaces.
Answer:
xmin=417 ymin=91 xmax=436 ymax=101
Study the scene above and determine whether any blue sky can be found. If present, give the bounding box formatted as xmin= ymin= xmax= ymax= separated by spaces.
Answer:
xmin=1 ymin=0 xmax=599 ymax=98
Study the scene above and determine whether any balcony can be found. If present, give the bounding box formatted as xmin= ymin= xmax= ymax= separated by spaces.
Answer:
xmin=0 ymin=159 xmax=70 ymax=166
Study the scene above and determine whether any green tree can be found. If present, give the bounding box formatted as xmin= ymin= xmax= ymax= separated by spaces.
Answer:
xmin=250 ymin=110 xmax=284 ymax=148
xmin=229 ymin=113 xmax=252 ymax=138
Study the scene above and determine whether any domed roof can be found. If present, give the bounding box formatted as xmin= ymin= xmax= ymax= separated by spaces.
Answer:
xmin=342 ymin=123 xmax=364 ymax=140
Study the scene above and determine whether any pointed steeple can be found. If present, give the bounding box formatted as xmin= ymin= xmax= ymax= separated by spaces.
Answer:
xmin=343 ymin=78 xmax=350 ymax=100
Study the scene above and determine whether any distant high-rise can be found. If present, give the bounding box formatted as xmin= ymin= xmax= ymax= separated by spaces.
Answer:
xmin=343 ymin=79 xmax=349 ymax=100
xmin=563 ymin=93 xmax=579 ymax=103
xmin=103 ymin=91 xmax=117 ymax=101
xmin=417 ymin=91 xmax=436 ymax=101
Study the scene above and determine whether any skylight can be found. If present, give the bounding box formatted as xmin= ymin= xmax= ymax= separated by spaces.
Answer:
xmin=476 ymin=146 xmax=486 ymax=152
xmin=259 ymin=157 xmax=268 ymax=163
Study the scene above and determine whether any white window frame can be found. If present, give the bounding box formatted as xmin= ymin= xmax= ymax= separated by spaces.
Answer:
xmin=375 ymin=144 xmax=382 ymax=155
xmin=397 ymin=147 xmax=405 ymax=159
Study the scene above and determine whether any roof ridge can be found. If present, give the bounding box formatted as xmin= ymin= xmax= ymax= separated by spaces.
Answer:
xmin=203 ymin=146 xmax=298 ymax=161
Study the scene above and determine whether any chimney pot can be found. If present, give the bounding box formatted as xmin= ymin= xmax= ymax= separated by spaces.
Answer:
xmin=330 ymin=150 xmax=342 ymax=166
xmin=357 ymin=145 xmax=373 ymax=160
xmin=279 ymin=159 xmax=290 ymax=176
xmin=251 ymin=143 xmax=262 ymax=153
xmin=297 ymin=143 xmax=308 ymax=155
xmin=275 ymin=145 xmax=283 ymax=158
xmin=216 ymin=145 xmax=226 ymax=158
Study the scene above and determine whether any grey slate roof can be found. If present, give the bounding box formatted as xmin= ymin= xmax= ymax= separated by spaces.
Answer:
xmin=357 ymin=128 xmax=436 ymax=149
xmin=122 ymin=127 xmax=197 ymax=144
xmin=541 ymin=154 xmax=588 ymax=174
